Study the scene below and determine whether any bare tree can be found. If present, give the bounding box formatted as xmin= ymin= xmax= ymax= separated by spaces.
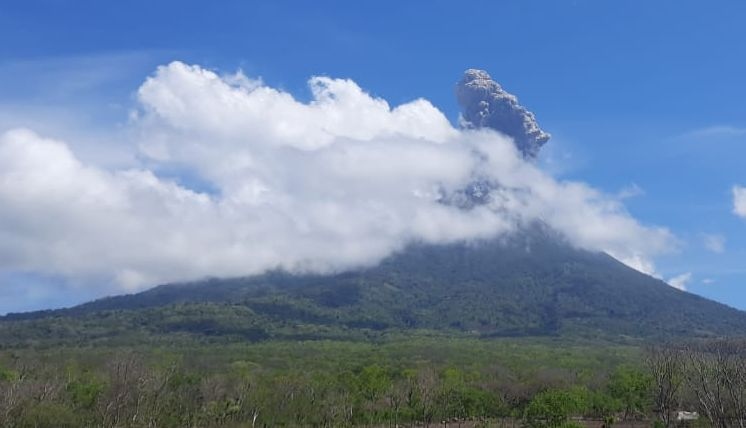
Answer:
xmin=97 ymin=353 xmax=149 ymax=427
xmin=387 ymin=378 xmax=407 ymax=428
xmin=719 ymin=341 xmax=746 ymax=428
xmin=0 ymin=364 xmax=29 ymax=425
xmin=645 ymin=344 xmax=684 ymax=427
xmin=682 ymin=340 xmax=746 ymax=428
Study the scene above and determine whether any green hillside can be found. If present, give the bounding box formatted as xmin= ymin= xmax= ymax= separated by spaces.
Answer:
xmin=3 ymin=228 xmax=745 ymax=347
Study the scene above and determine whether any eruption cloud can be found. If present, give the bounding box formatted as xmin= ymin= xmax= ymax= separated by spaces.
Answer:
xmin=456 ymin=69 xmax=550 ymax=158
xmin=0 ymin=62 xmax=674 ymax=296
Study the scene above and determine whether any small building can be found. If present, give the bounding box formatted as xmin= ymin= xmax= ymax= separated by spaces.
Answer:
xmin=676 ymin=411 xmax=699 ymax=421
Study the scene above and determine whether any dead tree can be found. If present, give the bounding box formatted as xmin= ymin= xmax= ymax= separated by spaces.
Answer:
xmin=646 ymin=344 xmax=684 ymax=427
xmin=682 ymin=340 xmax=746 ymax=428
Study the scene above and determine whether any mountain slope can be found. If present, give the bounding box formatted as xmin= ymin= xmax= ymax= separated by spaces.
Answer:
xmin=2 ymin=228 xmax=745 ymax=347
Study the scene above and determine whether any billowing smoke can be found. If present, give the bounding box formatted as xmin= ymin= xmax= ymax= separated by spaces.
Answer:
xmin=456 ymin=69 xmax=550 ymax=158
xmin=0 ymin=62 xmax=673 ymax=298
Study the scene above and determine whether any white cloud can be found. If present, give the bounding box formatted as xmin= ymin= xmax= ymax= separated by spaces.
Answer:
xmin=0 ymin=61 xmax=676 ymax=295
xmin=681 ymin=126 xmax=746 ymax=140
xmin=734 ymin=186 xmax=746 ymax=219
xmin=668 ymin=273 xmax=692 ymax=291
xmin=702 ymin=234 xmax=726 ymax=253
xmin=702 ymin=278 xmax=716 ymax=285
xmin=616 ymin=183 xmax=645 ymax=200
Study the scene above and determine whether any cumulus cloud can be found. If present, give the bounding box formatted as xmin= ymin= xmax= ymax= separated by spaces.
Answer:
xmin=734 ymin=186 xmax=746 ymax=218
xmin=0 ymin=61 xmax=675 ymax=294
xmin=668 ymin=273 xmax=692 ymax=291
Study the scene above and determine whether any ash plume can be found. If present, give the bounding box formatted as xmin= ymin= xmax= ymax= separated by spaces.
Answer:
xmin=456 ymin=69 xmax=550 ymax=158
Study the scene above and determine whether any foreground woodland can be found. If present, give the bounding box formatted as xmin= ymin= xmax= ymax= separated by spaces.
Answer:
xmin=1 ymin=337 xmax=746 ymax=427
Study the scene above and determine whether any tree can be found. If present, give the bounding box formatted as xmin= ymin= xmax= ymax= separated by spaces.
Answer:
xmin=607 ymin=366 xmax=652 ymax=420
xmin=645 ymin=345 xmax=684 ymax=427
xmin=523 ymin=387 xmax=588 ymax=428
xmin=682 ymin=339 xmax=746 ymax=428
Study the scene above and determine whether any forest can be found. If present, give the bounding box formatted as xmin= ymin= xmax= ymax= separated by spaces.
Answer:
xmin=2 ymin=336 xmax=746 ymax=427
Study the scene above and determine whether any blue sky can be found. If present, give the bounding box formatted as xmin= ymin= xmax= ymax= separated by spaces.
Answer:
xmin=0 ymin=0 xmax=744 ymax=313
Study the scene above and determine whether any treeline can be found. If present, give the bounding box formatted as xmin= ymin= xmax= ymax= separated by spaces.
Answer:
xmin=1 ymin=350 xmax=649 ymax=428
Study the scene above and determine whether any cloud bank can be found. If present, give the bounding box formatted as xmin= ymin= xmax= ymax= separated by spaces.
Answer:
xmin=0 ymin=62 xmax=674 ymax=295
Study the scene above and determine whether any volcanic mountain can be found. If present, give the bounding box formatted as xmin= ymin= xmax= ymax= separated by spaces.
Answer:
xmin=2 ymin=225 xmax=745 ymax=347
xmin=2 ymin=70 xmax=743 ymax=347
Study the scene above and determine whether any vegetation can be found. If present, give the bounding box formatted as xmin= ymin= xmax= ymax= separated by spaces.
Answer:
xmin=0 ymin=337 xmax=643 ymax=427
xmin=3 ymin=233 xmax=746 ymax=426
xmin=646 ymin=340 xmax=746 ymax=427
xmin=3 ymin=338 xmax=746 ymax=426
